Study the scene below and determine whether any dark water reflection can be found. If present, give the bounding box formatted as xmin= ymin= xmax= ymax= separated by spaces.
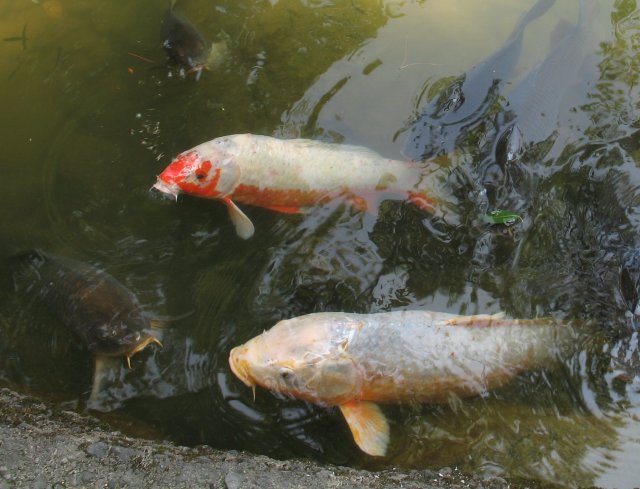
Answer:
xmin=2 ymin=0 xmax=640 ymax=487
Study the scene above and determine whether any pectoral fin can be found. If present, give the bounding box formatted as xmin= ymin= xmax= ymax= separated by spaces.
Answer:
xmin=222 ymin=197 xmax=255 ymax=239
xmin=90 ymin=354 xmax=122 ymax=405
xmin=339 ymin=400 xmax=389 ymax=456
xmin=125 ymin=336 xmax=163 ymax=369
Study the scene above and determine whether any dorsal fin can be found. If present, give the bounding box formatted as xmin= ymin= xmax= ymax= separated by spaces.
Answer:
xmin=443 ymin=312 xmax=506 ymax=327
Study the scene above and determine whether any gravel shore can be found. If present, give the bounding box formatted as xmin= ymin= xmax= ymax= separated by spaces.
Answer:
xmin=0 ymin=388 xmax=553 ymax=489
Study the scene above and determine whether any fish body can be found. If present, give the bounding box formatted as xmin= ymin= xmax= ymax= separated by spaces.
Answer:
xmin=161 ymin=3 xmax=212 ymax=77
xmin=10 ymin=251 xmax=161 ymax=363
xmin=229 ymin=310 xmax=575 ymax=456
xmin=153 ymin=134 xmax=439 ymax=239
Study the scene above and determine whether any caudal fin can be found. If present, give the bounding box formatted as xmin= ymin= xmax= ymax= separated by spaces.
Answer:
xmin=407 ymin=191 xmax=437 ymax=213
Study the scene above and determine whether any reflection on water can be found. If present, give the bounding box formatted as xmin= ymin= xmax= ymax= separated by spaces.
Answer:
xmin=2 ymin=0 xmax=640 ymax=487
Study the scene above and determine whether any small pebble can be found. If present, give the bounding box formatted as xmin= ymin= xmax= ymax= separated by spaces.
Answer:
xmin=85 ymin=442 xmax=109 ymax=460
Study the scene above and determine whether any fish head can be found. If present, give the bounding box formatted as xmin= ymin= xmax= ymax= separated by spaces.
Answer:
xmin=90 ymin=317 xmax=162 ymax=363
xmin=229 ymin=315 xmax=361 ymax=406
xmin=153 ymin=145 xmax=240 ymax=200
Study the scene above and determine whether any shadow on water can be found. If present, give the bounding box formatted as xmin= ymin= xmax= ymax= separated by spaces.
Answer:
xmin=399 ymin=0 xmax=557 ymax=162
xmin=2 ymin=0 xmax=640 ymax=487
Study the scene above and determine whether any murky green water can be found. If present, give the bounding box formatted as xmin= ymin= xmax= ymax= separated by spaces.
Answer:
xmin=2 ymin=0 xmax=640 ymax=487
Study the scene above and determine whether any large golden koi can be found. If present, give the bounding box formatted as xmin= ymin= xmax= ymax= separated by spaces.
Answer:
xmin=229 ymin=311 xmax=575 ymax=456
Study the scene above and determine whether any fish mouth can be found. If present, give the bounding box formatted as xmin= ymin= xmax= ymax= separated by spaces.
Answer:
xmin=229 ymin=346 xmax=254 ymax=388
xmin=125 ymin=336 xmax=163 ymax=369
xmin=152 ymin=178 xmax=180 ymax=201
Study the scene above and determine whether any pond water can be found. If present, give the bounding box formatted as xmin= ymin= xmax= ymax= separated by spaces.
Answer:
xmin=1 ymin=0 xmax=640 ymax=487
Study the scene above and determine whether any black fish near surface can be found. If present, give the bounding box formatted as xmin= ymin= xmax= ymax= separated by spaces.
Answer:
xmin=8 ymin=251 xmax=162 ymax=403
xmin=161 ymin=2 xmax=210 ymax=77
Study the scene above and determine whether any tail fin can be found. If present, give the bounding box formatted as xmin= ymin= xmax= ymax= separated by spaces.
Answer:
xmin=407 ymin=191 xmax=436 ymax=213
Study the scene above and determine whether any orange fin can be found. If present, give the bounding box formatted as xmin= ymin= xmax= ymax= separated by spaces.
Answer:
xmin=407 ymin=191 xmax=436 ymax=213
xmin=443 ymin=312 xmax=507 ymax=327
xmin=261 ymin=204 xmax=303 ymax=214
xmin=348 ymin=196 xmax=368 ymax=212
xmin=339 ymin=400 xmax=389 ymax=456
xmin=348 ymin=194 xmax=383 ymax=215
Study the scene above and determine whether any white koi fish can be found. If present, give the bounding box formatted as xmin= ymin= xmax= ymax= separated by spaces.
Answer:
xmin=229 ymin=310 xmax=575 ymax=456
xmin=153 ymin=134 xmax=444 ymax=239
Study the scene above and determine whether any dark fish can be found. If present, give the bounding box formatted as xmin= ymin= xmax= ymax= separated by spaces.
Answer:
xmin=3 ymin=23 xmax=28 ymax=50
xmin=403 ymin=0 xmax=555 ymax=161
xmin=9 ymin=250 xmax=162 ymax=400
xmin=161 ymin=3 xmax=210 ymax=78
xmin=499 ymin=0 xmax=603 ymax=161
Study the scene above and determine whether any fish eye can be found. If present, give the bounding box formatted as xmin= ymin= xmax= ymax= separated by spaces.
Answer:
xmin=279 ymin=369 xmax=293 ymax=381
xmin=195 ymin=171 xmax=206 ymax=180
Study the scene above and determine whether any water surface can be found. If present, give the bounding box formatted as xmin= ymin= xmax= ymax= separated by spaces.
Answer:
xmin=1 ymin=1 xmax=640 ymax=487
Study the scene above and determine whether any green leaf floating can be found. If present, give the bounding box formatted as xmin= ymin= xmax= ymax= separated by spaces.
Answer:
xmin=482 ymin=210 xmax=523 ymax=226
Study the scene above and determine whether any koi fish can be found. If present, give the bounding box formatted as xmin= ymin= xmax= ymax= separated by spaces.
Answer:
xmin=161 ymin=2 xmax=226 ymax=80
xmin=153 ymin=134 xmax=442 ymax=239
xmin=229 ymin=310 xmax=575 ymax=456
xmin=9 ymin=250 xmax=163 ymax=401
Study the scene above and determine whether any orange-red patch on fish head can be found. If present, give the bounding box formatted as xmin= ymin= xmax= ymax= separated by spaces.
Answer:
xmin=157 ymin=150 xmax=241 ymax=200
xmin=157 ymin=151 xmax=199 ymax=185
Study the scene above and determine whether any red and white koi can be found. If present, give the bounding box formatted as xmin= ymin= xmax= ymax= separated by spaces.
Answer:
xmin=153 ymin=134 xmax=443 ymax=239
xmin=229 ymin=310 xmax=575 ymax=456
